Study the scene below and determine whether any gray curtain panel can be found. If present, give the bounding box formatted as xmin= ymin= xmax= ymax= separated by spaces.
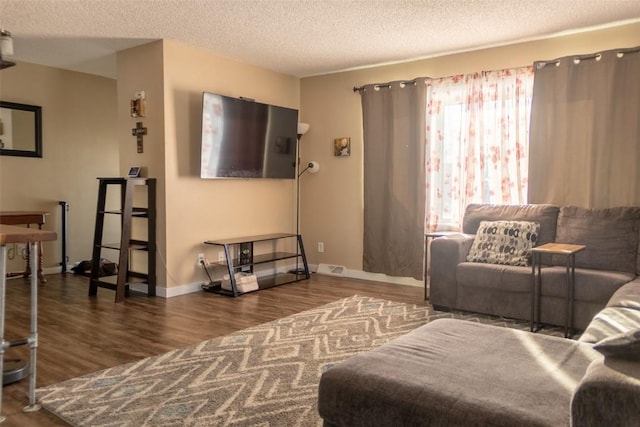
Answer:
xmin=360 ymin=80 xmax=426 ymax=280
xmin=528 ymin=46 xmax=640 ymax=208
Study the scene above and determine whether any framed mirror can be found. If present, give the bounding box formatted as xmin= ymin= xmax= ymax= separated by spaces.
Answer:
xmin=0 ymin=101 xmax=43 ymax=158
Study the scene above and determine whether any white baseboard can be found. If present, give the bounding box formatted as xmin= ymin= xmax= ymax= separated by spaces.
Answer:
xmin=40 ymin=265 xmax=206 ymax=298
xmin=41 ymin=263 xmax=423 ymax=298
xmin=44 ymin=265 xmax=72 ymax=275
xmin=38 ymin=264 xmax=78 ymax=275
xmin=140 ymin=270 xmax=423 ymax=298
xmin=130 ymin=282 xmax=206 ymax=298
xmin=314 ymin=263 xmax=423 ymax=288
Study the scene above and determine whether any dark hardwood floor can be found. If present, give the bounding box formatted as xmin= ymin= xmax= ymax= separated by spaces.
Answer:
xmin=1 ymin=272 xmax=424 ymax=426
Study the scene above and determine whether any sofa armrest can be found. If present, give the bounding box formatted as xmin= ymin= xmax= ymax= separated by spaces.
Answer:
xmin=571 ymin=357 xmax=640 ymax=427
xmin=430 ymin=234 xmax=475 ymax=309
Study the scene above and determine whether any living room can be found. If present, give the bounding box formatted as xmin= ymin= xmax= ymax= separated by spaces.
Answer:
xmin=1 ymin=20 xmax=639 ymax=294
xmin=1 ymin=1 xmax=640 ymax=425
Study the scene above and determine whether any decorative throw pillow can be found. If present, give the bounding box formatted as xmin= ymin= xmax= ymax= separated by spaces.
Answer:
xmin=466 ymin=220 xmax=540 ymax=266
xmin=593 ymin=328 xmax=640 ymax=360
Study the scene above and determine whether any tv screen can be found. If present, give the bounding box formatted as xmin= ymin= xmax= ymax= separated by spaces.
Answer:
xmin=200 ymin=92 xmax=298 ymax=179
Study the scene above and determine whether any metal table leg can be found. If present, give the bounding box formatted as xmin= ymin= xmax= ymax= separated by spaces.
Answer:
xmin=0 ymin=245 xmax=6 ymax=423
xmin=530 ymin=253 xmax=536 ymax=332
xmin=565 ymin=254 xmax=576 ymax=339
xmin=424 ymin=236 xmax=429 ymax=300
xmin=24 ymin=241 xmax=40 ymax=412
xmin=0 ymin=242 xmax=41 ymax=423
xmin=530 ymin=252 xmax=542 ymax=333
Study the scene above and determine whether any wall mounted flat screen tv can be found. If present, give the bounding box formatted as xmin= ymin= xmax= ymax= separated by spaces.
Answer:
xmin=200 ymin=92 xmax=298 ymax=179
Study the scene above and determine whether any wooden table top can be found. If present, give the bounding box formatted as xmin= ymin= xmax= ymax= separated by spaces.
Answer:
xmin=0 ymin=211 xmax=50 ymax=216
xmin=0 ymin=211 xmax=50 ymax=226
xmin=530 ymin=243 xmax=586 ymax=255
xmin=0 ymin=224 xmax=57 ymax=245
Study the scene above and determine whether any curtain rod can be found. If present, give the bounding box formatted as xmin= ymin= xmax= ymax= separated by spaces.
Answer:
xmin=352 ymin=65 xmax=526 ymax=92
xmin=353 ymin=64 xmax=534 ymax=92
xmin=536 ymin=46 xmax=640 ymax=68
xmin=353 ymin=79 xmax=417 ymax=93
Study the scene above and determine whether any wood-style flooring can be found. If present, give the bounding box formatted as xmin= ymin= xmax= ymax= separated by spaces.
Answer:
xmin=1 ymin=272 xmax=424 ymax=426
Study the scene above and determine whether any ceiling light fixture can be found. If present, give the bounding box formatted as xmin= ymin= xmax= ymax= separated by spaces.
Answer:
xmin=0 ymin=30 xmax=14 ymax=56
xmin=0 ymin=29 xmax=16 ymax=70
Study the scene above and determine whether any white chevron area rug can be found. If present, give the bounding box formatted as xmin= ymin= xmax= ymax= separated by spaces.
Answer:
xmin=36 ymin=295 xmax=561 ymax=426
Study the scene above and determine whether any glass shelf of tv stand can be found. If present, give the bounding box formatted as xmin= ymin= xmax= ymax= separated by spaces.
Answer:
xmin=203 ymin=233 xmax=310 ymax=297
xmin=205 ymin=233 xmax=297 ymax=246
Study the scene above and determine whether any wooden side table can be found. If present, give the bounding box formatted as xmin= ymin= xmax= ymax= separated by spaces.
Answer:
xmin=0 ymin=224 xmax=57 ymax=422
xmin=530 ymin=243 xmax=586 ymax=338
xmin=424 ymin=231 xmax=462 ymax=300
xmin=0 ymin=211 xmax=50 ymax=283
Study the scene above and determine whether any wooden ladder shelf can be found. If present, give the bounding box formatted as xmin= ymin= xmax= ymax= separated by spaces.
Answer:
xmin=89 ymin=177 xmax=156 ymax=302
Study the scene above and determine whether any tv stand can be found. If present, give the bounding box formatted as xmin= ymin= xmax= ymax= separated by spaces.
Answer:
xmin=203 ymin=233 xmax=309 ymax=297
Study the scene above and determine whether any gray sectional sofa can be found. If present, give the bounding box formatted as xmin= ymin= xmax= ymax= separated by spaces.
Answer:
xmin=318 ymin=277 xmax=640 ymax=427
xmin=430 ymin=204 xmax=640 ymax=330
xmin=318 ymin=204 xmax=640 ymax=426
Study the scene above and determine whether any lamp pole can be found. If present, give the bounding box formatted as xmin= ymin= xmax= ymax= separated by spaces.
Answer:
xmin=292 ymin=123 xmax=311 ymax=275
xmin=296 ymin=133 xmax=303 ymax=238
xmin=295 ymin=123 xmax=310 ymax=236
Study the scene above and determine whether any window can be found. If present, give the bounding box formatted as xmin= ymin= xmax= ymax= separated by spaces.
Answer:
xmin=425 ymin=68 xmax=534 ymax=231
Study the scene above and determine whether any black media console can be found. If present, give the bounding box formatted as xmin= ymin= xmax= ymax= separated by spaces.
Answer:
xmin=202 ymin=233 xmax=309 ymax=297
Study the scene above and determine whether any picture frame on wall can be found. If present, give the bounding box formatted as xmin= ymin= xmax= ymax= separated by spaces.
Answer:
xmin=334 ymin=137 xmax=351 ymax=157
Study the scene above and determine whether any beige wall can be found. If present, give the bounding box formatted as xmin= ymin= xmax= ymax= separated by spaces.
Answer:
xmin=116 ymin=41 xmax=166 ymax=289
xmin=118 ymin=40 xmax=300 ymax=292
xmin=299 ymin=22 xmax=640 ymax=273
xmin=0 ymin=62 xmax=119 ymax=272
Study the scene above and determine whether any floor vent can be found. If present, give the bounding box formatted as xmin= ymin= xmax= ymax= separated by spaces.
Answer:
xmin=317 ymin=263 xmax=346 ymax=276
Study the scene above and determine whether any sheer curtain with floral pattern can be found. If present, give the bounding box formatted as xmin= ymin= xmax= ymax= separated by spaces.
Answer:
xmin=424 ymin=67 xmax=534 ymax=231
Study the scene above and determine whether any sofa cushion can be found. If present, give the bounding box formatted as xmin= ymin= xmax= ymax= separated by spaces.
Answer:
xmin=466 ymin=220 xmax=540 ymax=266
xmin=607 ymin=279 xmax=640 ymax=310
xmin=540 ymin=267 xmax=634 ymax=303
xmin=318 ymin=319 xmax=598 ymax=427
xmin=593 ymin=328 xmax=640 ymax=360
xmin=457 ymin=262 xmax=531 ymax=293
xmin=462 ymin=203 xmax=559 ymax=245
xmin=571 ymin=357 xmax=640 ymax=427
xmin=553 ymin=206 xmax=640 ymax=274
xmin=579 ymin=307 xmax=640 ymax=343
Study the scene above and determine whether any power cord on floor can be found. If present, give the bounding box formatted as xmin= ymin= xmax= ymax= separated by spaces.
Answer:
xmin=200 ymin=259 xmax=222 ymax=292
xmin=200 ymin=259 xmax=215 ymax=283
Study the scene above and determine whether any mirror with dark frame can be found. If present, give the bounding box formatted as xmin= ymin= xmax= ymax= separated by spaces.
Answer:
xmin=0 ymin=101 xmax=42 ymax=158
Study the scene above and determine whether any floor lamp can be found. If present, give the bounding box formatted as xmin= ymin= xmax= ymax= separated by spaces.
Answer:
xmin=291 ymin=123 xmax=319 ymax=275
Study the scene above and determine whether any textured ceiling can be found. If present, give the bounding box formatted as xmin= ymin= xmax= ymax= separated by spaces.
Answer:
xmin=1 ymin=0 xmax=640 ymax=79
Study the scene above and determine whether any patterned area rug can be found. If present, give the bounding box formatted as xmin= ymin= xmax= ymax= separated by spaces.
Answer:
xmin=36 ymin=295 xmax=562 ymax=426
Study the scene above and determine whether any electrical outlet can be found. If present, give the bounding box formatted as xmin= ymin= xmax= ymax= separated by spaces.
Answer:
xmin=197 ymin=253 xmax=206 ymax=266
xmin=218 ymin=251 xmax=226 ymax=262
xmin=318 ymin=242 xmax=325 ymax=253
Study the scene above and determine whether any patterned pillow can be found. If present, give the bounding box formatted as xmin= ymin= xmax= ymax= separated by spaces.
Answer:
xmin=466 ymin=220 xmax=540 ymax=266
xmin=593 ymin=328 xmax=640 ymax=360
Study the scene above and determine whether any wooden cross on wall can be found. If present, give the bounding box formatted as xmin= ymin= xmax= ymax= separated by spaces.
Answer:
xmin=131 ymin=122 xmax=147 ymax=153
